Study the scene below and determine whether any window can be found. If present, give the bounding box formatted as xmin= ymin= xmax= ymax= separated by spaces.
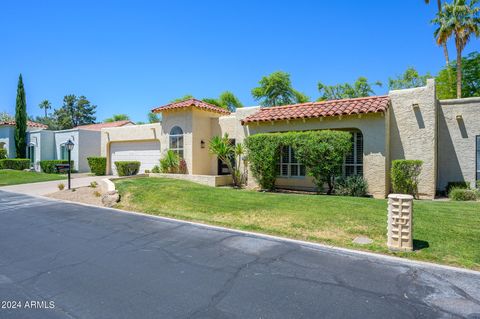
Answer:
xmin=169 ymin=126 xmax=184 ymax=158
xmin=278 ymin=146 xmax=306 ymax=178
xmin=60 ymin=144 xmax=68 ymax=160
xmin=343 ymin=131 xmax=363 ymax=177
xmin=476 ymin=135 xmax=480 ymax=181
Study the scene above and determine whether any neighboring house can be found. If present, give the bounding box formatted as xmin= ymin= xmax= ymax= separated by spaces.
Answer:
xmin=101 ymin=79 xmax=480 ymax=199
xmin=0 ymin=120 xmax=47 ymax=158
xmin=28 ymin=120 xmax=134 ymax=172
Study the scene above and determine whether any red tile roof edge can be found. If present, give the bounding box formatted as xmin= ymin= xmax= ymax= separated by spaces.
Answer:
xmin=0 ymin=120 xmax=48 ymax=129
xmin=151 ymin=98 xmax=231 ymax=115
xmin=241 ymin=95 xmax=390 ymax=125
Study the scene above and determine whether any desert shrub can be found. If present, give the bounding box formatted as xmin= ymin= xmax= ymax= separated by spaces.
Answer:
xmin=87 ymin=157 xmax=106 ymax=176
xmin=151 ymin=165 xmax=160 ymax=173
xmin=446 ymin=181 xmax=470 ymax=194
xmin=334 ymin=175 xmax=368 ymax=197
xmin=0 ymin=158 xmax=31 ymax=170
xmin=0 ymin=149 xmax=7 ymax=159
xmin=115 ymin=161 xmax=140 ymax=176
xmin=245 ymin=130 xmax=352 ymax=192
xmin=40 ymin=160 xmax=74 ymax=174
xmin=93 ymin=190 xmax=101 ymax=197
xmin=58 ymin=183 xmax=65 ymax=190
xmin=178 ymin=158 xmax=188 ymax=174
xmin=448 ymin=187 xmax=479 ymax=201
xmin=89 ymin=181 xmax=98 ymax=188
xmin=391 ymin=160 xmax=423 ymax=198
xmin=160 ymin=150 xmax=180 ymax=173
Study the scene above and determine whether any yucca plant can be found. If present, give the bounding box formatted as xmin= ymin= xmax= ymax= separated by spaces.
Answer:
xmin=209 ymin=134 xmax=247 ymax=187
xmin=160 ymin=150 xmax=180 ymax=173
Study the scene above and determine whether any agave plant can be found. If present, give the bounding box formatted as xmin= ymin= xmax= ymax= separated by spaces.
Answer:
xmin=160 ymin=150 xmax=180 ymax=173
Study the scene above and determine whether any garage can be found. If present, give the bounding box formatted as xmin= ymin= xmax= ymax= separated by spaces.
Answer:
xmin=110 ymin=140 xmax=161 ymax=175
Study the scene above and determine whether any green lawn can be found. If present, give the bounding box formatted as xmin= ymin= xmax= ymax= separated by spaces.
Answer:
xmin=115 ymin=177 xmax=480 ymax=270
xmin=0 ymin=170 xmax=65 ymax=186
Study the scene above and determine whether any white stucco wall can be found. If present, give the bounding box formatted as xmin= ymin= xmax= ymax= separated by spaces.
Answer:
xmin=28 ymin=130 xmax=55 ymax=171
xmin=389 ymin=79 xmax=437 ymax=198
xmin=77 ymin=130 xmax=101 ymax=172
xmin=0 ymin=126 xmax=14 ymax=158
xmin=438 ymin=97 xmax=480 ymax=190
xmin=54 ymin=130 xmax=80 ymax=171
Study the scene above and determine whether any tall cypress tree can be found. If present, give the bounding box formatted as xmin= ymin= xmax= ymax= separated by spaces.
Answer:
xmin=14 ymin=74 xmax=27 ymax=158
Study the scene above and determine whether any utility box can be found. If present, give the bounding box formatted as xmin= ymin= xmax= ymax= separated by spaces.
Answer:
xmin=387 ymin=194 xmax=413 ymax=252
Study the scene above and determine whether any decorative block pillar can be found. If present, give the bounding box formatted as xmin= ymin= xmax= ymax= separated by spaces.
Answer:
xmin=387 ymin=194 xmax=413 ymax=251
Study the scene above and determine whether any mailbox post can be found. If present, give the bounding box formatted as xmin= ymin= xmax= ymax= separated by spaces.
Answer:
xmin=65 ymin=139 xmax=75 ymax=190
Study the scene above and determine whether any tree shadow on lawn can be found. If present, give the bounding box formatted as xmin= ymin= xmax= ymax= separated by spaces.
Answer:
xmin=413 ymin=239 xmax=430 ymax=251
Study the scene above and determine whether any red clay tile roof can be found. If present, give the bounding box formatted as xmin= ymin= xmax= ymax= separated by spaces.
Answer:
xmin=151 ymin=98 xmax=231 ymax=115
xmin=241 ymin=95 xmax=390 ymax=125
xmin=75 ymin=120 xmax=134 ymax=131
xmin=0 ymin=120 xmax=48 ymax=129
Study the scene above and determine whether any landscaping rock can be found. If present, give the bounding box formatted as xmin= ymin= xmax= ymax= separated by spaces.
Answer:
xmin=101 ymin=191 xmax=120 ymax=207
xmin=353 ymin=236 xmax=373 ymax=245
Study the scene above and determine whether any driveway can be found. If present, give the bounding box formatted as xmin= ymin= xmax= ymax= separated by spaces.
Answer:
xmin=0 ymin=191 xmax=479 ymax=319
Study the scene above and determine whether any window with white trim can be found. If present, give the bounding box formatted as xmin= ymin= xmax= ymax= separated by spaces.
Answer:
xmin=60 ymin=144 xmax=68 ymax=160
xmin=343 ymin=131 xmax=363 ymax=177
xmin=169 ymin=126 xmax=184 ymax=158
xmin=278 ymin=146 xmax=306 ymax=178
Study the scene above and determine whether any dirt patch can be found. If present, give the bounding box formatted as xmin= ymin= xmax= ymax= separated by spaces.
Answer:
xmin=47 ymin=186 xmax=104 ymax=206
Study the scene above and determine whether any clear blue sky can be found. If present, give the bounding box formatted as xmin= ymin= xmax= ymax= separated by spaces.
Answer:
xmin=0 ymin=0 xmax=478 ymax=123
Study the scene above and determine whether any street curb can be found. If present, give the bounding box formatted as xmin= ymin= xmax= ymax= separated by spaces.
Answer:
xmin=1 ymin=188 xmax=479 ymax=276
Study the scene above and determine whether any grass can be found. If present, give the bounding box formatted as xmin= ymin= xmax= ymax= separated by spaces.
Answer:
xmin=115 ymin=177 xmax=480 ymax=270
xmin=0 ymin=169 xmax=65 ymax=186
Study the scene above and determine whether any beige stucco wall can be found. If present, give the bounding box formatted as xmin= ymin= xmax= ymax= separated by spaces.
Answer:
xmin=242 ymin=112 xmax=389 ymax=198
xmin=438 ymin=97 xmax=480 ymax=190
xmin=389 ymin=79 xmax=437 ymax=198
xmin=101 ymin=123 xmax=161 ymax=175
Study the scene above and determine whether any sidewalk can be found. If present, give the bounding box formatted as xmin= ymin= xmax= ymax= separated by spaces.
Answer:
xmin=0 ymin=174 xmax=113 ymax=196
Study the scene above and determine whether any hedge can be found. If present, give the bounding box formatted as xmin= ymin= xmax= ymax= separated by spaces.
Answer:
xmin=0 ymin=158 xmax=30 ymax=170
xmin=0 ymin=149 xmax=7 ymax=159
xmin=115 ymin=161 xmax=140 ymax=176
xmin=391 ymin=160 xmax=423 ymax=198
xmin=245 ymin=130 xmax=352 ymax=192
xmin=40 ymin=160 xmax=74 ymax=174
xmin=87 ymin=157 xmax=106 ymax=176
xmin=445 ymin=181 xmax=470 ymax=194
xmin=448 ymin=187 xmax=479 ymax=201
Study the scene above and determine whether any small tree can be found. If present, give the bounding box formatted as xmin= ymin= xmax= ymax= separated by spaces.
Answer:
xmin=14 ymin=74 xmax=27 ymax=158
xmin=209 ymin=134 xmax=247 ymax=187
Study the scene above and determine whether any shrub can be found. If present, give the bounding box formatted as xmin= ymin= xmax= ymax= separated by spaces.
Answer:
xmin=178 ymin=158 xmax=188 ymax=174
xmin=87 ymin=157 xmax=106 ymax=176
xmin=0 ymin=158 xmax=31 ymax=170
xmin=0 ymin=149 xmax=7 ymax=159
xmin=391 ymin=160 xmax=423 ymax=199
xmin=448 ymin=187 xmax=479 ymax=201
xmin=334 ymin=175 xmax=368 ymax=197
xmin=39 ymin=160 xmax=74 ymax=174
xmin=151 ymin=165 xmax=160 ymax=173
xmin=144 ymin=169 xmax=151 ymax=174
xmin=160 ymin=150 xmax=180 ymax=173
xmin=446 ymin=181 xmax=470 ymax=194
xmin=93 ymin=190 xmax=101 ymax=197
xmin=58 ymin=183 xmax=65 ymax=191
xmin=245 ymin=130 xmax=352 ymax=192
xmin=115 ymin=161 xmax=140 ymax=176
xmin=89 ymin=181 xmax=98 ymax=188
xmin=209 ymin=134 xmax=246 ymax=187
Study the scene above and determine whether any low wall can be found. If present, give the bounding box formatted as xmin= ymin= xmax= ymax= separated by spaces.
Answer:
xmin=149 ymin=173 xmax=233 ymax=187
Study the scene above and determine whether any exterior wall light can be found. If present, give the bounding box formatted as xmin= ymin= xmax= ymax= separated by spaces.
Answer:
xmin=201 ymin=140 xmax=205 ymax=149
xmin=456 ymin=115 xmax=463 ymax=121
xmin=412 ymin=103 xmax=420 ymax=109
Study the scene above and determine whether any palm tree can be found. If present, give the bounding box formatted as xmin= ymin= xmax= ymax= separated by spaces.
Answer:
xmin=433 ymin=0 xmax=480 ymax=98
xmin=38 ymin=99 xmax=51 ymax=118
xmin=425 ymin=0 xmax=451 ymax=65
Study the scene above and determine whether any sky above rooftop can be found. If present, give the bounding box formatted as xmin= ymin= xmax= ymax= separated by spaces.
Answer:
xmin=0 ymin=0 xmax=478 ymax=122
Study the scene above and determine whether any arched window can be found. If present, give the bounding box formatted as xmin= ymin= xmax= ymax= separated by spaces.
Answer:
xmin=169 ymin=126 xmax=184 ymax=158
xmin=343 ymin=131 xmax=363 ymax=177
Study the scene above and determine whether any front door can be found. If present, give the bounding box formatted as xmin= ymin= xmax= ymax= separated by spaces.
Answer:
xmin=217 ymin=139 xmax=235 ymax=175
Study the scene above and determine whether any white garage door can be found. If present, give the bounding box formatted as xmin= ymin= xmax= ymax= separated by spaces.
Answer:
xmin=110 ymin=141 xmax=161 ymax=175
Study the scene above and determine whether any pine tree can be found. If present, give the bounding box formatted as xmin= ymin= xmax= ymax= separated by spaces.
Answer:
xmin=14 ymin=74 xmax=27 ymax=158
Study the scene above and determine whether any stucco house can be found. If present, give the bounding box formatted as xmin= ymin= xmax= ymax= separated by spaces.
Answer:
xmin=101 ymin=79 xmax=480 ymax=199
xmin=27 ymin=120 xmax=133 ymax=172
xmin=0 ymin=120 xmax=47 ymax=158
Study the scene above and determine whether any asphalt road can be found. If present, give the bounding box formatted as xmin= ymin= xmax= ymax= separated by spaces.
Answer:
xmin=0 ymin=190 xmax=479 ymax=319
